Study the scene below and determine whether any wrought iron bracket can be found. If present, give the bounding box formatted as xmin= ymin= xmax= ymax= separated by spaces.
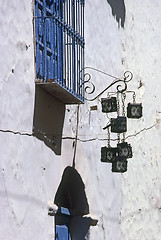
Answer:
xmin=81 ymin=67 xmax=133 ymax=101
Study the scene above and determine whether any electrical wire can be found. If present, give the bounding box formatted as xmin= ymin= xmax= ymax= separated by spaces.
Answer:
xmin=72 ymin=105 xmax=80 ymax=167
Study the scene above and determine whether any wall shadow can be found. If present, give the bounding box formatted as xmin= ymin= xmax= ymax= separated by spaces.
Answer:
xmin=33 ymin=85 xmax=65 ymax=155
xmin=54 ymin=166 xmax=92 ymax=240
xmin=70 ymin=216 xmax=91 ymax=240
xmin=54 ymin=166 xmax=89 ymax=216
xmin=107 ymin=0 xmax=126 ymax=28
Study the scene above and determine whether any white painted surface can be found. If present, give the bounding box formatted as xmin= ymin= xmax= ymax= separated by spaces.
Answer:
xmin=3 ymin=0 xmax=160 ymax=239
xmin=120 ymin=1 xmax=161 ymax=239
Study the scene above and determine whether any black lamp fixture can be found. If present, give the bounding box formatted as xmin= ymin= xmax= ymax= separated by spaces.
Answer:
xmin=117 ymin=142 xmax=133 ymax=159
xmin=127 ymin=103 xmax=143 ymax=119
xmin=101 ymin=97 xmax=117 ymax=113
xmin=100 ymin=90 xmax=142 ymax=173
xmin=112 ymin=157 xmax=128 ymax=173
xmin=83 ymin=67 xmax=143 ymax=173
xmin=101 ymin=146 xmax=117 ymax=163
xmin=111 ymin=116 xmax=127 ymax=133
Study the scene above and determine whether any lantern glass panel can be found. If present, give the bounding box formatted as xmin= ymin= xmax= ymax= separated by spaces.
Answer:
xmin=101 ymin=97 xmax=117 ymax=113
xmin=127 ymin=103 xmax=142 ymax=119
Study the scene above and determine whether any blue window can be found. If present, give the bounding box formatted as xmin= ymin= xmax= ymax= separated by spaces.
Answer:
xmin=34 ymin=0 xmax=85 ymax=103
xmin=56 ymin=225 xmax=70 ymax=240
xmin=55 ymin=207 xmax=71 ymax=240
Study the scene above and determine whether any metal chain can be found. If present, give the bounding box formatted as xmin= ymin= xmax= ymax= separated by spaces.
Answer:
xmin=133 ymin=92 xmax=136 ymax=103
xmin=117 ymin=133 xmax=120 ymax=144
xmin=107 ymin=127 xmax=110 ymax=147
xmin=122 ymin=133 xmax=125 ymax=142
xmin=122 ymin=93 xmax=126 ymax=142
xmin=117 ymin=92 xmax=120 ymax=143
xmin=117 ymin=92 xmax=120 ymax=117
xmin=122 ymin=93 xmax=126 ymax=117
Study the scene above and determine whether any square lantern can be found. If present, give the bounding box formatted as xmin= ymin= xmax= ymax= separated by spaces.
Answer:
xmin=111 ymin=117 xmax=127 ymax=133
xmin=127 ymin=103 xmax=142 ymax=119
xmin=112 ymin=157 xmax=128 ymax=173
xmin=101 ymin=146 xmax=117 ymax=163
xmin=117 ymin=142 xmax=133 ymax=159
xmin=101 ymin=97 xmax=117 ymax=113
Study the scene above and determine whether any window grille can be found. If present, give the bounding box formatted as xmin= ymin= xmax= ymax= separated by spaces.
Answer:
xmin=34 ymin=0 xmax=85 ymax=104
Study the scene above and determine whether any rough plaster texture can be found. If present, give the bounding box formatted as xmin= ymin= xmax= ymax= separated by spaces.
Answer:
xmin=121 ymin=1 xmax=161 ymax=240
xmin=0 ymin=0 xmax=142 ymax=239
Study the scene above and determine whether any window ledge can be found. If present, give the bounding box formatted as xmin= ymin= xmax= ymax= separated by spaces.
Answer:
xmin=35 ymin=81 xmax=84 ymax=104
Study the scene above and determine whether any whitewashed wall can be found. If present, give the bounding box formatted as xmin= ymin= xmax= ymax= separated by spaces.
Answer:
xmin=0 ymin=0 xmax=125 ymax=240
xmin=121 ymin=1 xmax=161 ymax=240
xmin=80 ymin=1 xmax=123 ymax=239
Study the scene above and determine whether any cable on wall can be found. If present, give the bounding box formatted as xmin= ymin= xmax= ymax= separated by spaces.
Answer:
xmin=72 ymin=105 xmax=80 ymax=168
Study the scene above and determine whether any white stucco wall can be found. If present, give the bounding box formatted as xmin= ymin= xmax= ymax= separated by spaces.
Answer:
xmin=121 ymin=1 xmax=161 ymax=240
xmin=0 ymin=1 xmax=124 ymax=240
xmin=79 ymin=1 xmax=124 ymax=239
xmin=4 ymin=0 xmax=161 ymax=239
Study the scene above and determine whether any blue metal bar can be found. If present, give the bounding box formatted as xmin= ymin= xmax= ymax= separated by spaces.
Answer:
xmin=78 ymin=0 xmax=80 ymax=34
xmin=80 ymin=0 xmax=83 ymax=94
xmin=36 ymin=0 xmax=43 ymax=7
xmin=69 ymin=0 xmax=72 ymax=91
xmin=63 ymin=1 xmax=67 ymax=87
xmin=72 ymin=0 xmax=76 ymax=93
xmin=50 ymin=2 xmax=54 ymax=80
xmin=82 ymin=2 xmax=85 ymax=99
xmin=46 ymin=4 xmax=53 ymax=80
xmin=66 ymin=0 xmax=69 ymax=89
xmin=36 ymin=1 xmax=42 ymax=79
xmin=59 ymin=0 xmax=61 ymax=85
xmin=54 ymin=0 xmax=57 ymax=81
xmin=35 ymin=1 xmax=38 ymax=39
xmin=37 ymin=1 xmax=44 ymax=80
xmin=78 ymin=0 xmax=80 ymax=96
xmin=76 ymin=0 xmax=79 ymax=95
xmin=56 ymin=0 xmax=59 ymax=83
xmin=60 ymin=0 xmax=64 ymax=86
xmin=43 ymin=0 xmax=47 ymax=82
xmin=57 ymin=0 xmax=63 ymax=86
xmin=35 ymin=1 xmax=39 ymax=79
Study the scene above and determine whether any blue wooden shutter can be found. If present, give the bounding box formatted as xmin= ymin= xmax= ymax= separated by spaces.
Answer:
xmin=35 ymin=0 xmax=61 ymax=82
xmin=35 ymin=1 xmax=44 ymax=79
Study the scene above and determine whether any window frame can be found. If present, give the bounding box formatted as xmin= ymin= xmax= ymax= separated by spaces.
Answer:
xmin=34 ymin=0 xmax=85 ymax=104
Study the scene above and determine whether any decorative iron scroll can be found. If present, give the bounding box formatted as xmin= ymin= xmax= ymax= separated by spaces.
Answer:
xmin=82 ymin=67 xmax=133 ymax=101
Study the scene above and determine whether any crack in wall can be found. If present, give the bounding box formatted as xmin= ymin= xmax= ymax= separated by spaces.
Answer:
xmin=0 ymin=123 xmax=156 ymax=143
